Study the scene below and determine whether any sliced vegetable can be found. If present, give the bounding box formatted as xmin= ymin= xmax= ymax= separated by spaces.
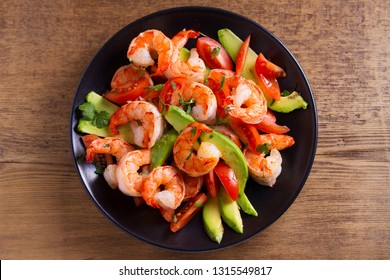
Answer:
xmin=235 ymin=35 xmax=251 ymax=75
xmin=77 ymin=91 xmax=133 ymax=142
xmin=256 ymin=73 xmax=282 ymax=100
xmin=218 ymin=187 xmax=243 ymax=234
xmin=268 ymin=91 xmax=308 ymax=113
xmin=255 ymin=110 xmax=290 ymax=134
xmin=196 ymin=37 xmax=233 ymax=70
xmin=150 ymin=128 xmax=179 ymax=170
xmin=229 ymin=117 xmax=261 ymax=153
xmin=170 ymin=193 xmax=208 ymax=232
xmin=214 ymin=161 xmax=239 ymax=201
xmin=204 ymin=170 xmax=219 ymax=197
xmin=202 ymin=196 xmax=224 ymax=243
xmin=217 ymin=28 xmax=259 ymax=85
xmin=255 ymin=53 xmax=286 ymax=79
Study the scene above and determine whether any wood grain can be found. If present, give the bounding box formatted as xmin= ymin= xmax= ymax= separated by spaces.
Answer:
xmin=0 ymin=0 xmax=389 ymax=259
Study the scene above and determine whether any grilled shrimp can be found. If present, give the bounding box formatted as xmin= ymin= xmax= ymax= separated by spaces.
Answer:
xmin=109 ymin=100 xmax=164 ymax=148
xmin=142 ymin=165 xmax=185 ymax=209
xmin=173 ymin=122 xmax=221 ymax=177
xmin=164 ymin=29 xmax=206 ymax=82
xmin=160 ymin=77 xmax=217 ymax=125
xmin=116 ymin=149 xmax=151 ymax=197
xmin=127 ymin=29 xmax=174 ymax=76
xmin=244 ymin=148 xmax=282 ymax=187
xmin=224 ymin=75 xmax=268 ymax=124
xmin=85 ymin=137 xmax=134 ymax=163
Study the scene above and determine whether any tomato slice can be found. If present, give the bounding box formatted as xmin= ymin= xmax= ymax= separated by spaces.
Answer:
xmin=103 ymin=64 xmax=153 ymax=105
xmin=196 ymin=37 xmax=233 ymax=70
xmin=229 ymin=117 xmax=261 ymax=153
xmin=214 ymin=161 xmax=239 ymax=201
xmin=235 ymin=35 xmax=251 ymax=75
xmin=256 ymin=73 xmax=282 ymax=101
xmin=170 ymin=193 xmax=208 ymax=232
xmin=255 ymin=110 xmax=290 ymax=134
xmin=255 ymin=53 xmax=286 ymax=79
xmin=204 ymin=170 xmax=219 ymax=197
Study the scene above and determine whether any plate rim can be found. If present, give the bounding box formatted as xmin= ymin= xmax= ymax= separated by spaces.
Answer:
xmin=70 ymin=6 xmax=318 ymax=252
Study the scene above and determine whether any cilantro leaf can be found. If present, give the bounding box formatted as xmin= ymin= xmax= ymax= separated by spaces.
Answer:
xmin=92 ymin=110 xmax=110 ymax=128
xmin=256 ymin=143 xmax=270 ymax=155
xmin=79 ymin=102 xmax=96 ymax=120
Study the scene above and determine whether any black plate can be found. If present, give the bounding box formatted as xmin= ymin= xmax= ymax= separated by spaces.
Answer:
xmin=70 ymin=6 xmax=317 ymax=252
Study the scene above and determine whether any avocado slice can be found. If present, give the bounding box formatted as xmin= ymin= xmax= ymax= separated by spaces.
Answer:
xmin=268 ymin=91 xmax=308 ymax=113
xmin=203 ymin=195 xmax=224 ymax=243
xmin=218 ymin=28 xmax=308 ymax=112
xmin=218 ymin=187 xmax=243 ymax=234
xmin=77 ymin=91 xmax=133 ymax=143
xmin=150 ymin=128 xmax=178 ymax=170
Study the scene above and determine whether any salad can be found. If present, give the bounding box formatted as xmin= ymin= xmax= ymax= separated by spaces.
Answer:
xmin=76 ymin=28 xmax=307 ymax=243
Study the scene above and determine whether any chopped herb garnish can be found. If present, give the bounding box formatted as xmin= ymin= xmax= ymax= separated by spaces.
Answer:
xmin=171 ymin=81 xmax=177 ymax=90
xmin=281 ymin=90 xmax=292 ymax=97
xmin=257 ymin=143 xmax=270 ymax=155
xmin=179 ymin=94 xmax=195 ymax=114
xmin=194 ymin=201 xmax=203 ymax=207
xmin=94 ymin=165 xmax=104 ymax=175
xmin=146 ymin=84 xmax=164 ymax=91
xmin=211 ymin=46 xmax=221 ymax=58
xmin=219 ymin=75 xmax=226 ymax=90
xmin=79 ymin=102 xmax=110 ymax=128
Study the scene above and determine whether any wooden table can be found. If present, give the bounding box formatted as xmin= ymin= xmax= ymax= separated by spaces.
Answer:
xmin=1 ymin=0 xmax=389 ymax=260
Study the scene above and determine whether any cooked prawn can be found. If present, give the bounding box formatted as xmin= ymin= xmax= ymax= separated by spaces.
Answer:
xmin=109 ymin=100 xmax=164 ymax=148
xmin=171 ymin=29 xmax=200 ymax=49
xmin=161 ymin=78 xmax=217 ymax=125
xmin=224 ymin=76 xmax=268 ymax=124
xmin=173 ymin=122 xmax=221 ymax=177
xmin=259 ymin=133 xmax=295 ymax=150
xmin=164 ymin=30 xmax=206 ymax=82
xmin=116 ymin=149 xmax=151 ymax=197
xmin=142 ymin=165 xmax=185 ymax=209
xmin=182 ymin=173 xmax=204 ymax=201
xmin=244 ymin=148 xmax=282 ymax=187
xmin=103 ymin=164 xmax=119 ymax=189
xmin=85 ymin=137 xmax=134 ymax=163
xmin=127 ymin=29 xmax=173 ymax=76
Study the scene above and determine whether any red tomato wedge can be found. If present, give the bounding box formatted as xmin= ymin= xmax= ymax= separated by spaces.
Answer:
xmin=159 ymin=76 xmax=188 ymax=112
xmin=170 ymin=193 xmax=208 ymax=232
xmin=103 ymin=64 xmax=153 ymax=105
xmin=196 ymin=37 xmax=233 ymax=70
xmin=214 ymin=161 xmax=239 ymax=201
xmin=256 ymin=73 xmax=282 ymax=101
xmin=255 ymin=53 xmax=286 ymax=79
xmin=235 ymin=35 xmax=251 ymax=75
xmin=204 ymin=170 xmax=219 ymax=197
xmin=255 ymin=53 xmax=286 ymax=101
xmin=229 ymin=117 xmax=262 ymax=153
xmin=255 ymin=110 xmax=290 ymax=134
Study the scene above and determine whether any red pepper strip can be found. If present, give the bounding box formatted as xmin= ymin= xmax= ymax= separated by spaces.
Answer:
xmin=255 ymin=110 xmax=290 ymax=134
xmin=235 ymin=35 xmax=251 ymax=76
xmin=170 ymin=193 xmax=208 ymax=232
